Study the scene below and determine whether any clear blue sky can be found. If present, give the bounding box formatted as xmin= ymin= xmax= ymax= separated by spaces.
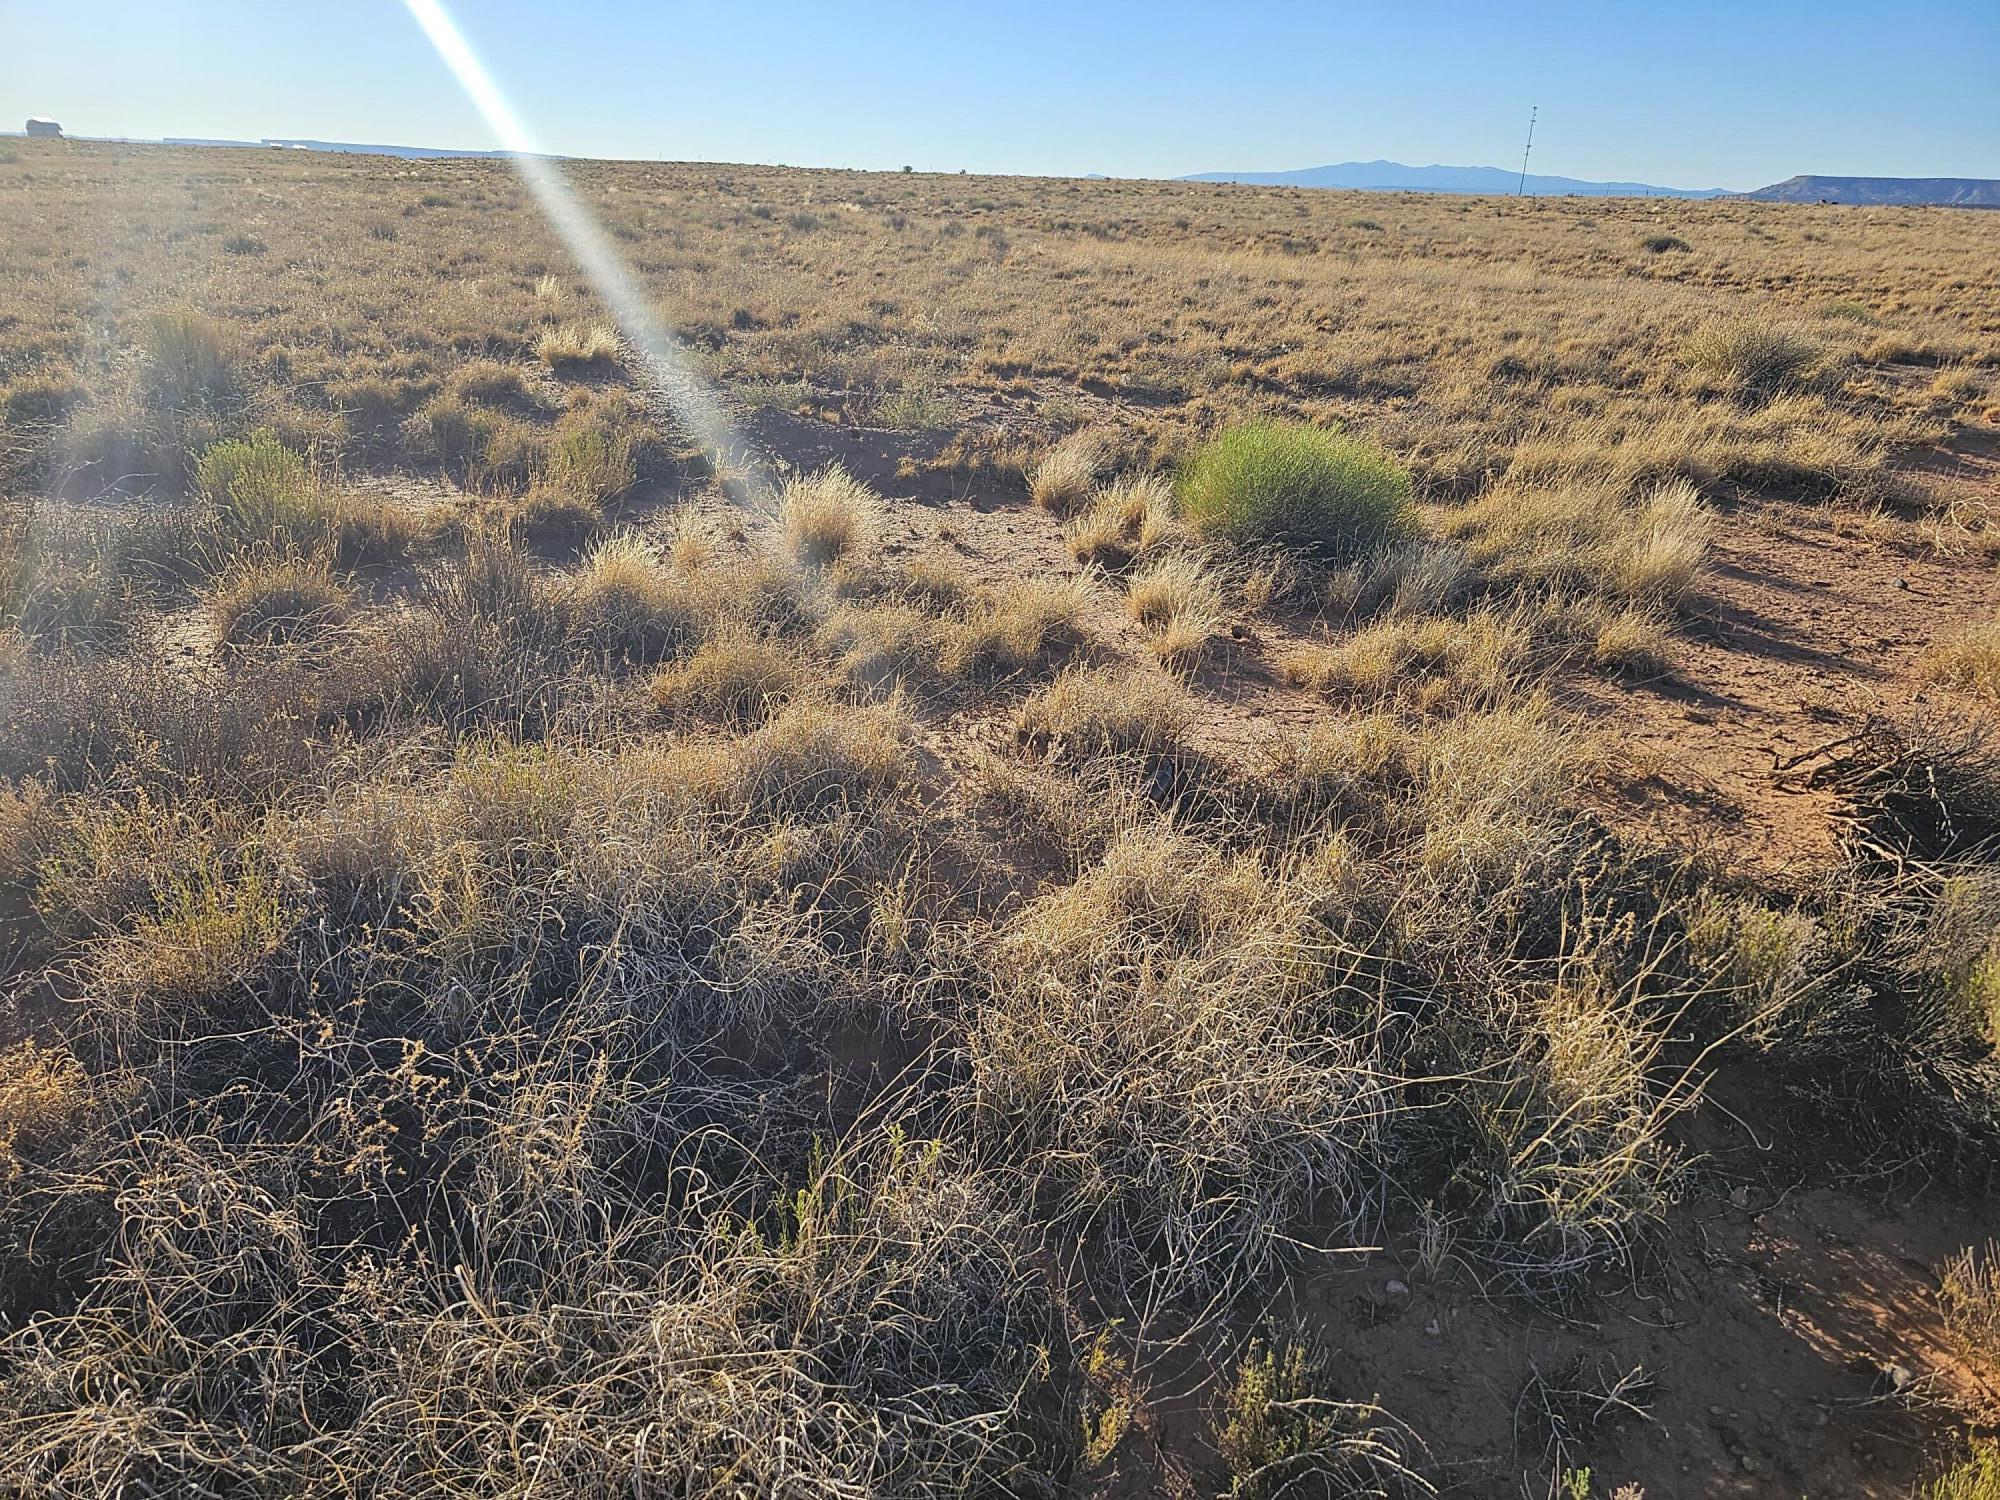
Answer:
xmin=3 ymin=1 xmax=1994 ymax=190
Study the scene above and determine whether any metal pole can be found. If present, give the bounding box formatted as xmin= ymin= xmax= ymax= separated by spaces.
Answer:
xmin=1517 ymin=106 xmax=1537 ymax=195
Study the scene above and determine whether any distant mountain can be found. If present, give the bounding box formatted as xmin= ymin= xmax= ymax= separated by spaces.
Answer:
xmin=159 ymin=137 xmax=514 ymax=160
xmin=1181 ymin=160 xmax=1731 ymax=199
xmin=1739 ymin=175 xmax=2000 ymax=207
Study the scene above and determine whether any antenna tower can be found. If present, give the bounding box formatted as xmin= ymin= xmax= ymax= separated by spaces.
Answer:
xmin=1517 ymin=106 xmax=1537 ymax=195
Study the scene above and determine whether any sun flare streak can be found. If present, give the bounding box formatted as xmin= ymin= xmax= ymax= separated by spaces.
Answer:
xmin=400 ymin=0 xmax=766 ymax=507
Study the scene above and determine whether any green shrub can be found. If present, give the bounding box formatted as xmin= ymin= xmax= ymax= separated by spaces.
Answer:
xmin=1926 ymin=1439 xmax=2000 ymax=1500
xmin=1178 ymin=421 xmax=1415 ymax=558
xmin=195 ymin=432 xmax=334 ymax=555
xmin=1214 ymin=1340 xmax=1426 ymax=1499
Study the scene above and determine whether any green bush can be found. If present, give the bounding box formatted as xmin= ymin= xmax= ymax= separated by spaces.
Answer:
xmin=195 ymin=432 xmax=336 ymax=556
xmin=1177 ymin=421 xmax=1415 ymax=558
xmin=1926 ymin=1439 xmax=2000 ymax=1500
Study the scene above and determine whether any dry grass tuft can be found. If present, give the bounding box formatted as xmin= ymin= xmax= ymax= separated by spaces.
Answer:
xmin=1029 ymin=429 xmax=1112 ymax=514
xmin=935 ymin=574 xmax=1091 ymax=682
xmin=563 ymin=532 xmax=699 ymax=661
xmin=535 ymin=320 xmax=622 ymax=373
xmin=209 ymin=552 xmax=349 ymax=648
xmin=969 ymin=825 xmax=1391 ymax=1287
xmin=1126 ymin=552 xmax=1227 ymax=665
xmin=1938 ymin=1239 xmax=2000 ymax=1355
xmin=1924 ymin=620 xmax=2000 ymax=701
xmin=141 ymin=309 xmax=233 ymax=408
xmin=1686 ymin=319 xmax=1824 ymax=398
xmin=1287 ymin=606 xmax=1539 ymax=707
xmin=1064 ymin=472 xmax=1179 ymax=567
xmin=1444 ymin=477 xmax=1712 ymax=607
xmin=1013 ymin=665 xmax=1190 ymax=761
xmin=0 ymin=1041 xmax=90 ymax=1186
xmin=649 ymin=631 xmax=807 ymax=726
xmin=781 ymin=464 xmax=875 ymax=568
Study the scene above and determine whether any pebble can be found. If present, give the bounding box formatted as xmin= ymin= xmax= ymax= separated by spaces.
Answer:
xmin=1740 ymin=1455 xmax=1760 ymax=1475
xmin=1424 ymin=1319 xmax=1441 ymax=1337
xmin=1384 ymin=1279 xmax=1409 ymax=1297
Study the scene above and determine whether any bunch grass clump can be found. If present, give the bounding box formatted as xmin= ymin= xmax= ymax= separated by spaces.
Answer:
xmin=562 ymin=532 xmax=699 ymax=662
xmin=1012 ymin=665 xmax=1190 ymax=763
xmin=650 ymin=631 xmax=807 ymax=726
xmin=1178 ymin=421 xmax=1415 ymax=559
xmin=141 ymin=309 xmax=233 ymax=409
xmin=1923 ymin=619 xmax=2000 ymax=701
xmin=782 ymin=463 xmax=875 ymax=568
xmin=1686 ymin=318 xmax=1824 ymax=398
xmin=1064 ymin=471 xmax=1180 ymax=568
xmin=1029 ymin=429 xmax=1112 ymax=515
xmin=934 ymin=574 xmax=1091 ymax=683
xmin=535 ymin=320 xmax=621 ymax=373
xmin=1126 ymin=552 xmax=1227 ymax=665
xmin=208 ymin=551 xmax=349 ymax=648
xmin=968 ymin=825 xmax=1392 ymax=1287
xmin=1444 ymin=477 xmax=1711 ymax=607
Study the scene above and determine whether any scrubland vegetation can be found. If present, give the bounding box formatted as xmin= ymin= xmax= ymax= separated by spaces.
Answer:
xmin=1 ymin=140 xmax=1998 ymax=1498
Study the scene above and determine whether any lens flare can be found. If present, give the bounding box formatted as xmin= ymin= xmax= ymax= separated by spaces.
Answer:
xmin=399 ymin=0 xmax=766 ymax=508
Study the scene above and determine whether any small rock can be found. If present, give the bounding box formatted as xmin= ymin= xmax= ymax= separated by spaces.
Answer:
xmin=1813 ymin=1408 xmax=1829 ymax=1427
xmin=1740 ymin=1455 xmax=1759 ymax=1475
xmin=1424 ymin=1319 xmax=1441 ymax=1337
xmin=1709 ymin=1404 xmax=1725 ymax=1417
xmin=1729 ymin=1184 xmax=1751 ymax=1208
xmin=1384 ymin=1279 xmax=1409 ymax=1297
xmin=1892 ymin=576 xmax=1909 ymax=590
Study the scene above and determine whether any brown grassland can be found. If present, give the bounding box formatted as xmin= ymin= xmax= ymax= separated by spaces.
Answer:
xmin=2 ymin=138 xmax=2000 ymax=1498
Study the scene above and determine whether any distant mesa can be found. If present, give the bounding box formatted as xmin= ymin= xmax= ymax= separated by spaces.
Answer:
xmin=161 ymin=137 xmax=522 ymax=160
xmin=1181 ymin=159 xmax=1731 ymax=199
xmin=1737 ymin=175 xmax=2000 ymax=208
xmin=25 ymin=118 xmax=63 ymax=139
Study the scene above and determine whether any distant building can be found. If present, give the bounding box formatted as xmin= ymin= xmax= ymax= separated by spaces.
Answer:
xmin=25 ymin=118 xmax=62 ymax=139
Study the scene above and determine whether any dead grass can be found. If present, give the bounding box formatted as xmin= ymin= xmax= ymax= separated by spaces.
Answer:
xmin=1029 ymin=429 xmax=1112 ymax=515
xmin=1443 ymin=477 xmax=1712 ymax=607
xmin=1064 ymin=472 xmax=1181 ymax=568
xmin=781 ymin=463 xmax=875 ymax=567
xmin=1685 ymin=319 xmax=1826 ymax=398
xmin=535 ymin=320 xmax=622 ymax=373
xmin=209 ymin=552 xmax=350 ymax=648
xmin=649 ymin=631 xmax=806 ymax=725
xmin=934 ymin=574 xmax=1091 ymax=682
xmin=562 ymin=532 xmax=699 ymax=661
xmin=1013 ymin=665 xmax=1190 ymax=762
xmin=1 ymin=142 xmax=1998 ymax=1499
xmin=1938 ymin=1239 xmax=2000 ymax=1355
xmin=1924 ymin=620 xmax=2000 ymax=701
xmin=1125 ymin=552 xmax=1228 ymax=665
